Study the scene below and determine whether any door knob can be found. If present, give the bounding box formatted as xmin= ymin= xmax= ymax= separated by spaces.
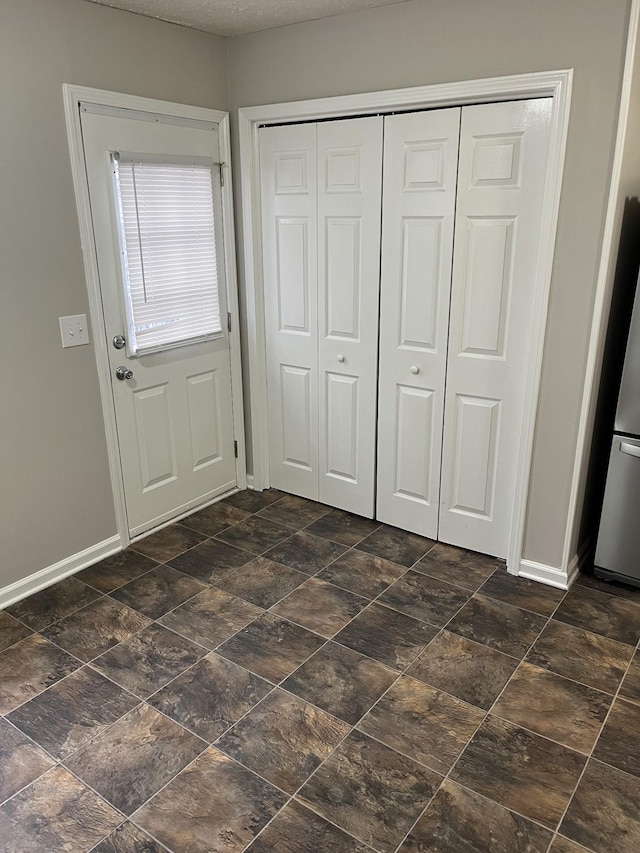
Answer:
xmin=115 ymin=366 xmax=133 ymax=381
xmin=337 ymin=354 xmax=345 ymax=363
xmin=112 ymin=334 xmax=126 ymax=350
xmin=410 ymin=365 xmax=420 ymax=375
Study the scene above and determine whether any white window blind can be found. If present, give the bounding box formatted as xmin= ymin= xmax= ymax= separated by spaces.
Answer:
xmin=113 ymin=155 xmax=222 ymax=355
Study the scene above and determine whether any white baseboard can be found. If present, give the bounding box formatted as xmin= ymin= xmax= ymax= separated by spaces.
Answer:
xmin=0 ymin=535 xmax=122 ymax=610
xmin=517 ymin=558 xmax=573 ymax=590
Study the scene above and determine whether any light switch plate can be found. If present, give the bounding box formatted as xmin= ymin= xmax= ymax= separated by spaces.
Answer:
xmin=59 ymin=314 xmax=90 ymax=348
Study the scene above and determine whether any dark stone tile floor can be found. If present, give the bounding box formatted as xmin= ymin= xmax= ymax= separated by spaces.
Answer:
xmin=1 ymin=488 xmax=640 ymax=852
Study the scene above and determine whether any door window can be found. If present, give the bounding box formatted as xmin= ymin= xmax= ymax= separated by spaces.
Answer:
xmin=112 ymin=154 xmax=222 ymax=355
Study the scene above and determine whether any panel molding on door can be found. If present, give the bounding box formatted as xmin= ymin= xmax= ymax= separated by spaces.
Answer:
xmin=318 ymin=117 xmax=383 ymax=516
xmin=439 ymin=98 xmax=553 ymax=558
xmin=260 ymin=124 xmax=319 ymax=499
xmin=376 ymin=108 xmax=461 ymax=537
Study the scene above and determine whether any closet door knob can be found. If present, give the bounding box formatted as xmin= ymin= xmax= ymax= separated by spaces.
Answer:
xmin=337 ymin=354 xmax=345 ymax=363
xmin=410 ymin=365 xmax=420 ymax=375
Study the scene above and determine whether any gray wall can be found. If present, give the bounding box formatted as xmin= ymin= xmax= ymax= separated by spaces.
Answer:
xmin=0 ymin=0 xmax=228 ymax=589
xmin=228 ymin=0 xmax=632 ymax=569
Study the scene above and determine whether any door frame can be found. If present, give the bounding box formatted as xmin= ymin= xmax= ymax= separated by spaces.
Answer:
xmin=63 ymin=84 xmax=247 ymax=549
xmin=238 ymin=69 xmax=572 ymax=578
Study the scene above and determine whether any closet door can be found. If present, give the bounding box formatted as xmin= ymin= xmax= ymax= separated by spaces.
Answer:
xmin=439 ymin=98 xmax=553 ymax=557
xmin=260 ymin=124 xmax=318 ymax=499
xmin=376 ymin=108 xmax=461 ymax=537
xmin=318 ymin=117 xmax=383 ymax=516
xmin=261 ymin=117 xmax=383 ymax=512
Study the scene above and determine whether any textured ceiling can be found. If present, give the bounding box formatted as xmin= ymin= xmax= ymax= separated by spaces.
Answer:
xmin=86 ymin=0 xmax=410 ymax=36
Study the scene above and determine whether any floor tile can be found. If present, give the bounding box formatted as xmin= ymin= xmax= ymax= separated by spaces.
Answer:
xmin=64 ymin=703 xmax=205 ymax=815
xmin=0 ymin=766 xmax=122 ymax=853
xmin=91 ymin=623 xmax=206 ymax=698
xmin=168 ymin=538 xmax=253 ymax=584
xmin=132 ymin=522 xmax=206 ymax=562
xmin=180 ymin=501 xmax=250 ymax=537
xmin=560 ymin=759 xmax=640 ymax=853
xmin=356 ymin=525 xmax=435 ymax=568
xmin=217 ymin=613 xmax=325 ymax=682
xmin=317 ymin=549 xmax=405 ymax=599
xmin=92 ymin=822 xmax=165 ymax=852
xmin=412 ymin=543 xmax=500 ymax=592
xmin=593 ymin=697 xmax=640 ymax=778
xmin=378 ymin=570 xmax=470 ymax=626
xmin=305 ymin=510 xmax=380 ymax=546
xmin=0 ymin=718 xmax=54 ymax=803
xmin=222 ymin=488 xmax=286 ymax=513
xmin=399 ymin=778 xmax=552 ymax=853
xmin=479 ymin=568 xmax=565 ymax=616
xmin=549 ymin=838 xmax=593 ymax=853
xmin=576 ymin=571 xmax=640 ymax=603
xmin=216 ymin=515 xmax=294 ymax=555
xmin=334 ymin=602 xmax=438 ymax=670
xmin=620 ymin=650 xmax=640 ymax=705
xmin=109 ymin=564 xmax=206 ymax=619
xmin=134 ymin=747 xmax=287 ymax=853
xmin=257 ymin=494 xmax=330 ymax=528
xmin=7 ymin=666 xmax=138 ymax=760
xmin=451 ymin=715 xmax=586 ymax=829
xmin=283 ymin=642 xmax=397 ymax=725
xmin=0 ymin=634 xmax=80 ymax=715
xmin=271 ymin=577 xmax=367 ymax=637
xmin=41 ymin=597 xmax=150 ymax=662
xmin=76 ymin=550 xmax=158 ymax=593
xmin=359 ymin=674 xmax=483 ymax=774
xmin=553 ymin=584 xmax=640 ymax=646
xmin=297 ymin=730 xmax=441 ymax=853
xmin=526 ymin=619 xmax=633 ymax=694
xmin=0 ymin=611 xmax=32 ymax=652
xmin=149 ymin=652 xmax=272 ymax=742
xmin=492 ymin=661 xmax=611 ymax=753
xmin=217 ymin=688 xmax=350 ymax=793
xmin=157 ymin=587 xmax=262 ymax=649
xmin=407 ymin=630 xmax=518 ymax=710
xmin=247 ymin=800 xmax=374 ymax=852
xmin=447 ymin=593 xmax=546 ymax=658
xmin=6 ymin=576 xmax=100 ymax=631
xmin=213 ymin=556 xmax=307 ymax=608
xmin=264 ymin=531 xmax=347 ymax=575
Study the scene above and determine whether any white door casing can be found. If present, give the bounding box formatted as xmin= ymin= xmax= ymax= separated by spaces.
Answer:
xmin=260 ymin=117 xmax=383 ymax=515
xmin=81 ymin=108 xmax=238 ymax=537
xmin=376 ymin=108 xmax=461 ymax=537
xmin=438 ymin=98 xmax=553 ymax=558
xmin=317 ymin=118 xmax=383 ymax=516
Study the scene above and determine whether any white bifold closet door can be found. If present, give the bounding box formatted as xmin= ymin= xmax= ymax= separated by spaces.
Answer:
xmin=377 ymin=98 xmax=553 ymax=557
xmin=260 ymin=117 xmax=383 ymax=516
xmin=376 ymin=108 xmax=462 ymax=538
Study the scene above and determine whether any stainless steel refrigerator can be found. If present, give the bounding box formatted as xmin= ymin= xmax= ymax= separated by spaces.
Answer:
xmin=595 ymin=273 xmax=640 ymax=586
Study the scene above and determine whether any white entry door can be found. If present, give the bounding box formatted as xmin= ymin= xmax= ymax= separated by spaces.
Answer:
xmin=438 ymin=98 xmax=553 ymax=557
xmin=376 ymin=108 xmax=461 ymax=537
xmin=81 ymin=106 xmax=238 ymax=538
xmin=260 ymin=117 xmax=383 ymax=516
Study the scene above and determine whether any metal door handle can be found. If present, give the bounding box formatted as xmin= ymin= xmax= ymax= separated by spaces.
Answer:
xmin=115 ymin=366 xmax=133 ymax=381
xmin=620 ymin=442 xmax=640 ymax=458
xmin=112 ymin=334 xmax=126 ymax=350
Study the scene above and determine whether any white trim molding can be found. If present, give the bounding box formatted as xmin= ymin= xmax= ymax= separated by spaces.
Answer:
xmin=0 ymin=536 xmax=122 ymax=610
xmin=238 ymin=69 xmax=573 ymax=578
xmin=562 ymin=0 xmax=640 ymax=573
xmin=517 ymin=558 xmax=576 ymax=591
xmin=63 ymin=84 xmax=246 ymax=549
